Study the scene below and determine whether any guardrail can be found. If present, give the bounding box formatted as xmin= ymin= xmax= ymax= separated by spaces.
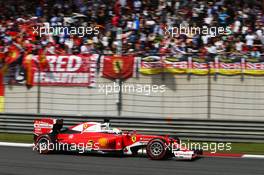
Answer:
xmin=1 ymin=113 xmax=264 ymax=143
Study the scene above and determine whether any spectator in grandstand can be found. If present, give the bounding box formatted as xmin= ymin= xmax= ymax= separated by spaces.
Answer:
xmin=0 ymin=0 xmax=263 ymax=64
xmin=235 ymin=38 xmax=245 ymax=53
xmin=245 ymin=30 xmax=257 ymax=49
xmin=80 ymin=40 xmax=95 ymax=54
xmin=250 ymin=47 xmax=261 ymax=59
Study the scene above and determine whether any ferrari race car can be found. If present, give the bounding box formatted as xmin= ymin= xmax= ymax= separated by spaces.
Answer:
xmin=33 ymin=118 xmax=202 ymax=160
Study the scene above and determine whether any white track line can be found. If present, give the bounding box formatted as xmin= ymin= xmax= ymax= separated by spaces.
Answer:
xmin=242 ymin=155 xmax=264 ymax=159
xmin=0 ymin=142 xmax=33 ymax=147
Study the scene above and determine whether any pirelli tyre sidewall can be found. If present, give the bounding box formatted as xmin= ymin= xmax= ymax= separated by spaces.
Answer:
xmin=35 ymin=135 xmax=55 ymax=154
xmin=146 ymin=138 xmax=168 ymax=160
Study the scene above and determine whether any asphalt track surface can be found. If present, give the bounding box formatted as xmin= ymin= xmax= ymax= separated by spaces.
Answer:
xmin=0 ymin=146 xmax=263 ymax=175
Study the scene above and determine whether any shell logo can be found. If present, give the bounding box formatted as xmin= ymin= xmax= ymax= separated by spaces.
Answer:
xmin=98 ymin=138 xmax=108 ymax=147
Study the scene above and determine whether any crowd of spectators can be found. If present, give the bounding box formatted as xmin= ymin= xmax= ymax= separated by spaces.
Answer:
xmin=0 ymin=0 xmax=264 ymax=61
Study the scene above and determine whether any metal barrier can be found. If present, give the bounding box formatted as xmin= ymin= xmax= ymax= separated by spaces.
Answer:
xmin=1 ymin=113 xmax=264 ymax=143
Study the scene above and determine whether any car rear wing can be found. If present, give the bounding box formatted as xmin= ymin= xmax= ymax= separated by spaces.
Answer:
xmin=33 ymin=118 xmax=63 ymax=136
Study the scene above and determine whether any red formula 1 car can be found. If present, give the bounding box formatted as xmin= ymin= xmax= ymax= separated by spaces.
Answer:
xmin=33 ymin=118 xmax=202 ymax=160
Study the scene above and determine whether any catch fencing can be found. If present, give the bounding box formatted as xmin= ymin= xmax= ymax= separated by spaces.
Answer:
xmin=3 ymin=74 xmax=264 ymax=121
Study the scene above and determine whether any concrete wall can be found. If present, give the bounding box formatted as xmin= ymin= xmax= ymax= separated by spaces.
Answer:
xmin=211 ymin=76 xmax=264 ymax=121
xmin=4 ymin=74 xmax=264 ymax=121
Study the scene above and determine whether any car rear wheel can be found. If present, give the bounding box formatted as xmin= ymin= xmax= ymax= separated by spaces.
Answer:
xmin=35 ymin=136 xmax=54 ymax=154
xmin=146 ymin=139 xmax=168 ymax=160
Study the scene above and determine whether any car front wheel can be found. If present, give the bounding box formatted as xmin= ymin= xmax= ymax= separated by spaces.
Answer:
xmin=146 ymin=139 xmax=168 ymax=160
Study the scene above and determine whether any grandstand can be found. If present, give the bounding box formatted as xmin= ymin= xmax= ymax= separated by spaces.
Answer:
xmin=0 ymin=0 xmax=263 ymax=121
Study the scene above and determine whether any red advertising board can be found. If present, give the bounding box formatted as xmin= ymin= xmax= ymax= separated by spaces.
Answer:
xmin=33 ymin=55 xmax=97 ymax=86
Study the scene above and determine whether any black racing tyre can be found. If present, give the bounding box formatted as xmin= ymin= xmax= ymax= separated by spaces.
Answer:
xmin=35 ymin=135 xmax=55 ymax=154
xmin=146 ymin=139 xmax=168 ymax=160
